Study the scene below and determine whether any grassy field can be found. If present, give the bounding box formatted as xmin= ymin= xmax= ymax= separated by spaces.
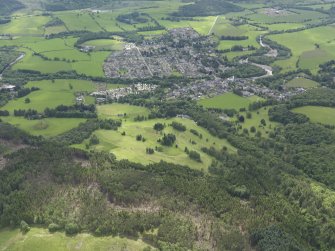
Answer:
xmin=0 ymin=228 xmax=154 ymax=251
xmin=82 ymin=39 xmax=125 ymax=51
xmin=292 ymin=106 xmax=335 ymax=125
xmin=198 ymin=92 xmax=264 ymax=110
xmin=216 ymin=24 xmax=264 ymax=51
xmin=2 ymin=79 xmax=96 ymax=113
xmin=0 ymin=36 xmax=109 ymax=77
xmin=285 ymin=78 xmax=319 ymax=88
xmin=269 ymin=25 xmax=335 ymax=73
xmin=76 ymin=104 xmax=236 ymax=170
xmin=0 ymin=117 xmax=86 ymax=137
xmin=247 ymin=8 xmax=327 ymax=24
xmin=0 ymin=15 xmax=50 ymax=35
xmin=97 ymin=103 xmax=150 ymax=120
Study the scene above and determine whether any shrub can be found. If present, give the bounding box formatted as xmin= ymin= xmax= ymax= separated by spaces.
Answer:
xmin=48 ymin=223 xmax=62 ymax=233
xmin=65 ymin=223 xmax=79 ymax=235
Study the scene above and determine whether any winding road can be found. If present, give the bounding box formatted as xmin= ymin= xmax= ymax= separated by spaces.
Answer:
xmin=0 ymin=53 xmax=25 ymax=80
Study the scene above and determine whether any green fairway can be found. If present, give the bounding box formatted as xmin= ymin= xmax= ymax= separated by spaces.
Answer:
xmin=237 ymin=106 xmax=279 ymax=138
xmin=2 ymin=79 xmax=96 ymax=113
xmin=199 ymin=92 xmax=264 ymax=110
xmin=285 ymin=78 xmax=319 ymax=89
xmin=292 ymin=106 xmax=335 ymax=125
xmin=0 ymin=227 xmax=155 ymax=251
xmin=76 ymin=104 xmax=237 ymax=170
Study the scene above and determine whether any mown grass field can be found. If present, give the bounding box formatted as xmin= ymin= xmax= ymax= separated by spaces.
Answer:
xmin=0 ymin=228 xmax=154 ymax=251
xmin=285 ymin=78 xmax=319 ymax=89
xmin=292 ymin=106 xmax=335 ymax=125
xmin=76 ymin=104 xmax=236 ymax=170
xmin=97 ymin=103 xmax=150 ymax=120
xmin=198 ymin=92 xmax=264 ymax=110
xmin=247 ymin=8 xmax=327 ymax=24
xmin=83 ymin=39 xmax=125 ymax=51
xmin=269 ymin=25 xmax=335 ymax=73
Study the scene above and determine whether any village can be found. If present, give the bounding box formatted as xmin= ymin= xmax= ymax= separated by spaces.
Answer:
xmin=104 ymin=28 xmax=227 ymax=79
xmin=90 ymin=83 xmax=157 ymax=103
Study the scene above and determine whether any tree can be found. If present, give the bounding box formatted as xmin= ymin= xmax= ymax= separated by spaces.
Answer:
xmin=238 ymin=115 xmax=245 ymax=123
xmin=20 ymin=220 xmax=30 ymax=233
xmin=188 ymin=150 xmax=201 ymax=162
xmin=154 ymin=122 xmax=165 ymax=131
xmin=89 ymin=134 xmax=99 ymax=145
xmin=25 ymin=97 xmax=30 ymax=103
xmin=160 ymin=133 xmax=176 ymax=146
xmin=260 ymin=119 xmax=266 ymax=126
xmin=136 ymin=134 xmax=143 ymax=141
xmin=250 ymin=126 xmax=256 ymax=133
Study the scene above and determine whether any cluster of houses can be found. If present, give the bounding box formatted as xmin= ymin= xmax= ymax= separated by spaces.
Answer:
xmin=90 ymin=83 xmax=157 ymax=102
xmin=103 ymin=28 xmax=225 ymax=79
xmin=166 ymin=76 xmax=307 ymax=101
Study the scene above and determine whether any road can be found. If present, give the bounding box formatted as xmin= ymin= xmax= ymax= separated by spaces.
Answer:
xmin=208 ymin=16 xmax=219 ymax=36
xmin=0 ymin=53 xmax=25 ymax=80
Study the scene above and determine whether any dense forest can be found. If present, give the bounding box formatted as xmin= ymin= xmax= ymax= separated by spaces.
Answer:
xmin=172 ymin=0 xmax=243 ymax=17
xmin=0 ymin=0 xmax=24 ymax=16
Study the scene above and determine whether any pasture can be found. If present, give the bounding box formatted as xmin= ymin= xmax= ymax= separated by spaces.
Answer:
xmin=0 ymin=15 xmax=49 ymax=35
xmin=82 ymin=39 xmax=125 ymax=51
xmin=0 ymin=36 xmax=109 ymax=77
xmin=216 ymin=24 xmax=264 ymax=51
xmin=247 ymin=8 xmax=327 ymax=24
xmin=0 ymin=228 xmax=154 ymax=251
xmin=292 ymin=106 xmax=335 ymax=125
xmin=269 ymin=25 xmax=335 ymax=73
xmin=198 ymin=92 xmax=264 ymax=110
xmin=2 ymin=79 xmax=96 ymax=113
xmin=285 ymin=78 xmax=319 ymax=89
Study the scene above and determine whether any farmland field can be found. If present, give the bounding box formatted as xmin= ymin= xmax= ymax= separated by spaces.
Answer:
xmin=0 ymin=228 xmax=155 ymax=251
xmin=269 ymin=25 xmax=335 ymax=73
xmin=285 ymin=78 xmax=319 ymax=88
xmin=292 ymin=106 xmax=335 ymax=125
xmin=2 ymin=79 xmax=96 ymax=113
xmin=198 ymin=92 xmax=264 ymax=110
xmin=82 ymin=39 xmax=125 ymax=51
